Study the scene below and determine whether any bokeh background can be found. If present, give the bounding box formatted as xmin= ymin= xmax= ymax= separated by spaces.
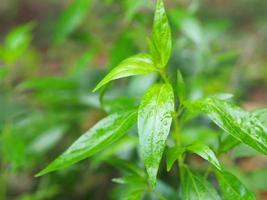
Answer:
xmin=0 ymin=0 xmax=266 ymax=199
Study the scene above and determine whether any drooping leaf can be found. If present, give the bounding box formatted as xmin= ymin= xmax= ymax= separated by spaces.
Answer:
xmin=166 ymin=147 xmax=184 ymax=171
xmin=149 ymin=0 xmax=172 ymax=68
xmin=53 ymin=0 xmax=93 ymax=44
xmin=93 ymin=54 xmax=157 ymax=92
xmin=185 ymin=98 xmax=267 ymax=155
xmin=138 ymin=83 xmax=174 ymax=187
xmin=36 ymin=111 xmax=137 ymax=176
xmin=187 ymin=143 xmax=221 ymax=170
xmin=216 ymin=171 xmax=256 ymax=200
xmin=181 ymin=166 xmax=221 ymax=200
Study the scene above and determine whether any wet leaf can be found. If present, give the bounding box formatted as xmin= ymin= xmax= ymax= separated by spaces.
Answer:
xmin=181 ymin=166 xmax=221 ymax=200
xmin=36 ymin=111 xmax=137 ymax=176
xmin=138 ymin=83 xmax=174 ymax=187
xmin=93 ymin=54 xmax=157 ymax=92
xmin=216 ymin=171 xmax=256 ymax=200
xmin=186 ymin=98 xmax=267 ymax=155
xmin=149 ymin=0 xmax=172 ymax=68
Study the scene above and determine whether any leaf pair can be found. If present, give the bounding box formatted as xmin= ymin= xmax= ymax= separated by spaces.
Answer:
xmin=166 ymin=143 xmax=221 ymax=171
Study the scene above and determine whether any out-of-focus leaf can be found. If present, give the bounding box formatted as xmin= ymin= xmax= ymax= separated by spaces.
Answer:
xmin=3 ymin=23 xmax=33 ymax=63
xmin=124 ymin=0 xmax=146 ymax=21
xmin=186 ymin=98 xmax=267 ymax=155
xmin=93 ymin=54 xmax=157 ymax=92
xmin=30 ymin=126 xmax=66 ymax=153
xmin=138 ymin=83 xmax=174 ymax=187
xmin=53 ymin=0 xmax=93 ymax=44
xmin=216 ymin=171 xmax=256 ymax=200
xmin=181 ymin=166 xmax=221 ymax=200
xmin=36 ymin=111 xmax=137 ymax=176
xmin=149 ymin=0 xmax=172 ymax=68
xmin=19 ymin=77 xmax=79 ymax=91
xmin=166 ymin=147 xmax=184 ymax=171
xmin=67 ymin=51 xmax=94 ymax=77
xmin=176 ymin=70 xmax=186 ymax=102
xmin=187 ymin=143 xmax=221 ymax=170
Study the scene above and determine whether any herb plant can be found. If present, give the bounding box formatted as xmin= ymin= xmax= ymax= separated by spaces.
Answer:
xmin=36 ymin=0 xmax=267 ymax=199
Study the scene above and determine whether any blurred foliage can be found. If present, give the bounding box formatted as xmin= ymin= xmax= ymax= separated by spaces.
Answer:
xmin=0 ymin=0 xmax=266 ymax=199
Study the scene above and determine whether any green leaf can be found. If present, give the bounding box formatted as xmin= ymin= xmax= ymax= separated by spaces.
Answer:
xmin=3 ymin=23 xmax=33 ymax=63
xmin=176 ymin=70 xmax=186 ymax=102
xmin=166 ymin=147 xmax=184 ymax=171
xmin=149 ymin=0 xmax=172 ymax=68
xmin=216 ymin=171 xmax=256 ymax=200
xmin=138 ymin=83 xmax=174 ymax=187
xmin=36 ymin=111 xmax=137 ymax=176
xmin=181 ymin=166 xmax=221 ymax=200
xmin=187 ymin=143 xmax=221 ymax=170
xmin=186 ymin=98 xmax=267 ymax=155
xmin=53 ymin=0 xmax=93 ymax=44
xmin=93 ymin=54 xmax=157 ymax=92
xmin=252 ymin=108 xmax=267 ymax=127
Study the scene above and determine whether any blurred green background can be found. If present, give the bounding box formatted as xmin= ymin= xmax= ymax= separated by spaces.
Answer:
xmin=0 ymin=0 xmax=266 ymax=199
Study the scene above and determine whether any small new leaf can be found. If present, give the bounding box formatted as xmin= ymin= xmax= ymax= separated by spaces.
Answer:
xmin=36 ymin=111 xmax=137 ymax=176
xmin=150 ymin=0 xmax=172 ymax=68
xmin=187 ymin=143 xmax=221 ymax=170
xmin=186 ymin=98 xmax=267 ymax=155
xmin=138 ymin=83 xmax=174 ymax=187
xmin=181 ymin=166 xmax=221 ymax=200
xmin=216 ymin=170 xmax=256 ymax=200
xmin=93 ymin=54 xmax=157 ymax=92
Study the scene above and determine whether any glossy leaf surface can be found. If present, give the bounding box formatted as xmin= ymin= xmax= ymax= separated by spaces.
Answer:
xmin=138 ymin=84 xmax=174 ymax=187
xmin=187 ymin=143 xmax=221 ymax=170
xmin=181 ymin=166 xmax=221 ymax=200
xmin=186 ymin=98 xmax=267 ymax=154
xmin=216 ymin=171 xmax=256 ymax=200
xmin=36 ymin=111 xmax=137 ymax=176
xmin=150 ymin=0 xmax=172 ymax=68
xmin=93 ymin=54 xmax=157 ymax=92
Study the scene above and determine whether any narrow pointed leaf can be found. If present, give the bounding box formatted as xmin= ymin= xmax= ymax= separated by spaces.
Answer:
xmin=138 ymin=83 xmax=174 ymax=187
xmin=216 ymin=171 xmax=256 ymax=200
xmin=186 ymin=98 xmax=267 ymax=155
xmin=181 ymin=166 xmax=221 ymax=200
xmin=187 ymin=143 xmax=221 ymax=170
xmin=150 ymin=0 xmax=172 ymax=68
xmin=36 ymin=111 xmax=137 ymax=176
xmin=93 ymin=53 xmax=157 ymax=92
